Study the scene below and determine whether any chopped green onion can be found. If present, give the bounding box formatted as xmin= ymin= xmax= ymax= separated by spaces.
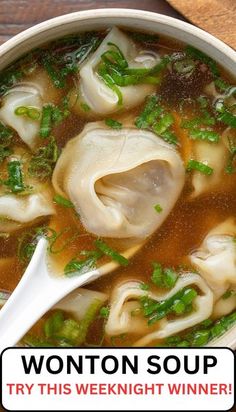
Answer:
xmin=181 ymin=288 xmax=197 ymax=305
xmin=0 ymin=121 xmax=13 ymax=145
xmin=192 ymin=330 xmax=210 ymax=346
xmin=160 ymin=130 xmax=178 ymax=145
xmin=141 ymin=286 xmax=197 ymax=325
xmin=17 ymin=230 xmax=38 ymax=263
xmin=15 ymin=106 xmax=41 ymax=120
xmin=135 ymin=95 xmax=160 ymax=129
xmin=186 ymin=159 xmax=213 ymax=175
xmin=185 ymin=45 xmax=219 ymax=77
xmin=189 ymin=129 xmax=219 ymax=143
xmin=176 ymin=340 xmax=190 ymax=347
xmin=95 ymin=239 xmax=129 ymax=266
xmin=14 ymin=106 xmax=27 ymax=116
xmin=163 ymin=310 xmax=236 ymax=348
xmin=105 ymin=118 xmax=122 ymax=129
xmin=80 ymin=102 xmax=91 ymax=112
xmin=173 ymin=59 xmax=195 ymax=75
xmin=64 ymin=252 xmax=101 ymax=277
xmin=54 ymin=319 xmax=80 ymax=342
xmin=217 ymin=111 xmax=236 ymax=128
xmin=139 ymin=283 xmax=150 ymax=291
xmin=151 ymin=262 xmax=178 ymax=289
xmin=0 ymin=146 xmax=12 ymax=164
xmin=42 ymin=55 xmax=65 ymax=88
xmin=100 ymin=306 xmax=110 ymax=319
xmin=222 ymin=290 xmax=236 ymax=299
xmin=135 ymin=95 xmax=178 ymax=145
xmin=172 ymin=300 xmax=186 ymax=314
xmin=28 ymin=107 xmax=41 ymax=120
xmin=44 ymin=311 xmax=64 ymax=338
xmin=2 ymin=160 xmax=26 ymax=193
xmin=214 ymin=78 xmax=230 ymax=92
xmin=153 ymin=113 xmax=174 ymax=135
xmin=225 ymin=134 xmax=236 ymax=174
xmin=53 ymin=194 xmax=74 ymax=208
xmin=76 ymin=299 xmax=103 ymax=346
xmin=28 ymin=137 xmax=60 ymax=180
xmin=98 ymin=63 xmax=123 ymax=105
xmin=197 ymin=96 xmax=209 ymax=108
xmin=154 ymin=204 xmax=163 ymax=213
xmin=40 ymin=105 xmax=53 ymax=138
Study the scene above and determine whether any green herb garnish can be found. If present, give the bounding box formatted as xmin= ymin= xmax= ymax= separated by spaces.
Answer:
xmin=40 ymin=105 xmax=53 ymax=138
xmin=225 ymin=133 xmax=236 ymax=174
xmin=1 ymin=160 xmax=26 ymax=193
xmin=222 ymin=290 xmax=236 ymax=299
xmin=100 ymin=306 xmax=110 ymax=318
xmin=64 ymin=253 xmax=101 ymax=277
xmin=53 ymin=194 xmax=74 ymax=208
xmin=28 ymin=137 xmax=60 ymax=180
xmin=214 ymin=78 xmax=230 ymax=92
xmin=151 ymin=262 xmax=178 ymax=289
xmin=154 ymin=204 xmax=163 ymax=213
xmin=189 ymin=129 xmax=219 ymax=143
xmin=105 ymin=118 xmax=122 ymax=129
xmin=186 ymin=159 xmax=213 ymax=175
xmin=135 ymin=95 xmax=178 ymax=145
xmin=80 ymin=102 xmax=91 ymax=112
xmin=98 ymin=42 xmax=169 ymax=105
xmin=141 ymin=286 xmax=197 ymax=325
xmin=139 ymin=283 xmax=150 ymax=291
xmin=163 ymin=310 xmax=236 ymax=347
xmin=95 ymin=239 xmax=129 ymax=266
xmin=15 ymin=106 xmax=41 ymax=120
xmin=185 ymin=45 xmax=219 ymax=77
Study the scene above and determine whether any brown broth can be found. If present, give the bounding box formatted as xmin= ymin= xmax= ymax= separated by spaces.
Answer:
xmin=0 ymin=28 xmax=235 ymax=347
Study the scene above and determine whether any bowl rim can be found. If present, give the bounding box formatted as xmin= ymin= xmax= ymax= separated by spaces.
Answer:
xmin=0 ymin=8 xmax=235 ymax=62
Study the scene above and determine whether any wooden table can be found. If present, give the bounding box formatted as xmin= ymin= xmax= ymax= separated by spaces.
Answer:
xmin=0 ymin=0 xmax=185 ymax=45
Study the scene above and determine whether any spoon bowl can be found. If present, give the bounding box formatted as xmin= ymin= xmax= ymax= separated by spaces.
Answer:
xmin=0 ymin=237 xmax=141 ymax=351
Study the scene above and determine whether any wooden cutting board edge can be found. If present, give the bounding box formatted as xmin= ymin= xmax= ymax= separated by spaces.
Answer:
xmin=167 ymin=0 xmax=236 ymax=50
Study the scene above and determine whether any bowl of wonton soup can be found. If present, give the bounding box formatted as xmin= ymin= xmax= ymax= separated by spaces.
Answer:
xmin=0 ymin=9 xmax=236 ymax=348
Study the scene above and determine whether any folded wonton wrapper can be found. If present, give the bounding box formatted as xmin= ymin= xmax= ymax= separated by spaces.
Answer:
xmin=76 ymin=27 xmax=160 ymax=115
xmin=190 ymin=218 xmax=236 ymax=306
xmin=0 ymin=70 xmax=62 ymax=150
xmin=105 ymin=273 xmax=213 ymax=346
xmin=191 ymin=140 xmax=228 ymax=198
xmin=54 ymin=288 xmax=108 ymax=321
xmin=0 ymin=84 xmax=42 ymax=150
xmin=52 ymin=121 xmax=185 ymax=239
xmin=0 ymin=148 xmax=55 ymax=232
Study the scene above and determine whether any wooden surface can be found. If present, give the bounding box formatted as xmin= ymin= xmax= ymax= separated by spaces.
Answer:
xmin=0 ymin=0 xmax=185 ymax=46
xmin=167 ymin=0 xmax=236 ymax=49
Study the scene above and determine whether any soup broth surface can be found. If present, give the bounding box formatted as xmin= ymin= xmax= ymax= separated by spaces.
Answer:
xmin=0 ymin=27 xmax=235 ymax=348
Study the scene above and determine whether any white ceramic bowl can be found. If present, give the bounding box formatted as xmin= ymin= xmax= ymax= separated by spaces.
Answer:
xmin=0 ymin=8 xmax=235 ymax=348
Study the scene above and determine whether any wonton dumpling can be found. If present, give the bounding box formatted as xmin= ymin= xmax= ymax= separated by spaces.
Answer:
xmin=0 ymin=149 xmax=55 ymax=232
xmin=213 ymin=293 xmax=236 ymax=318
xmin=190 ymin=218 xmax=236 ymax=299
xmin=54 ymin=288 xmax=108 ymax=322
xmin=52 ymin=122 xmax=185 ymax=239
xmin=0 ymin=192 xmax=55 ymax=232
xmin=77 ymin=27 xmax=159 ymax=115
xmin=0 ymin=84 xmax=42 ymax=150
xmin=191 ymin=140 xmax=227 ymax=197
xmin=105 ymin=273 xmax=213 ymax=346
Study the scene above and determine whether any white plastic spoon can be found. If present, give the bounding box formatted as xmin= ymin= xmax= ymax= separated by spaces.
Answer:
xmin=0 ymin=237 xmax=141 ymax=352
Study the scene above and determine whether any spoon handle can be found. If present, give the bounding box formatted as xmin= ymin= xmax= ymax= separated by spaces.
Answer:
xmin=0 ymin=238 xmax=54 ymax=350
